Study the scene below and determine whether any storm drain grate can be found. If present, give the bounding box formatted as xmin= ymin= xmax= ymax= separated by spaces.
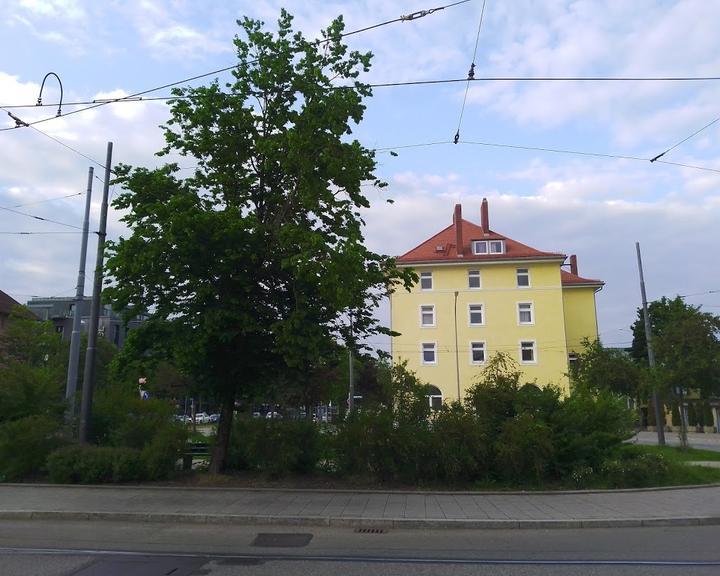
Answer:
xmin=252 ymin=533 xmax=314 ymax=547
xmin=354 ymin=527 xmax=387 ymax=534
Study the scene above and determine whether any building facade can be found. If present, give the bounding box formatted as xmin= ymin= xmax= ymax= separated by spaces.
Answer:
xmin=390 ymin=200 xmax=603 ymax=402
xmin=25 ymin=296 xmax=146 ymax=348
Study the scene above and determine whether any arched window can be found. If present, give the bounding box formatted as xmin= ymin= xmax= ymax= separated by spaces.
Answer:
xmin=427 ymin=385 xmax=443 ymax=410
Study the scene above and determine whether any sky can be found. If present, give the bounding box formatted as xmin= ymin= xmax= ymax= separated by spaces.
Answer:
xmin=1 ymin=0 xmax=719 ymax=354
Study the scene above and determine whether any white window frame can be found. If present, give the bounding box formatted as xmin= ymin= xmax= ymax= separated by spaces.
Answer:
xmin=420 ymin=271 xmax=433 ymax=291
xmin=472 ymin=240 xmax=488 ymax=255
xmin=468 ymin=303 xmax=485 ymax=326
xmin=468 ymin=270 xmax=481 ymax=289
xmin=489 ymin=240 xmax=505 ymax=254
xmin=427 ymin=386 xmax=443 ymax=410
xmin=421 ymin=342 xmax=437 ymax=365
xmin=420 ymin=304 xmax=436 ymax=327
xmin=516 ymin=268 xmax=530 ymax=288
xmin=469 ymin=341 xmax=486 ymax=365
xmin=517 ymin=302 xmax=534 ymax=325
xmin=520 ymin=340 xmax=537 ymax=364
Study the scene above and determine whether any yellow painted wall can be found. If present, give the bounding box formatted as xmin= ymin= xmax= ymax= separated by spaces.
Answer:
xmin=562 ymin=287 xmax=600 ymax=352
xmin=391 ymin=261 xmax=575 ymax=402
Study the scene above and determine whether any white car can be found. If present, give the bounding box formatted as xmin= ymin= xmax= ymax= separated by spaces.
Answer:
xmin=194 ymin=412 xmax=210 ymax=424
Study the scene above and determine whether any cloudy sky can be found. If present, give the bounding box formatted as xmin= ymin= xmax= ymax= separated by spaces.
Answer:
xmin=1 ymin=0 xmax=718 ymax=352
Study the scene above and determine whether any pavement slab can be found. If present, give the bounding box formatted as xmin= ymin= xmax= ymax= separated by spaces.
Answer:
xmin=1 ymin=483 xmax=719 ymax=530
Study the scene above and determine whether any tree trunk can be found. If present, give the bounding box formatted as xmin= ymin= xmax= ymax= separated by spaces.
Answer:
xmin=209 ymin=388 xmax=235 ymax=474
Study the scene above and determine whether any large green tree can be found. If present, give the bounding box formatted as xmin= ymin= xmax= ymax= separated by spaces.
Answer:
xmin=104 ymin=11 xmax=414 ymax=472
xmin=631 ymin=297 xmax=720 ymax=399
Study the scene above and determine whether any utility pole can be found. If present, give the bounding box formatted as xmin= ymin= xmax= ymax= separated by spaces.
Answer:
xmin=454 ymin=291 xmax=461 ymax=401
xmin=635 ymin=242 xmax=665 ymax=446
xmin=65 ymin=167 xmax=94 ymax=418
xmin=347 ymin=313 xmax=355 ymax=416
xmin=80 ymin=142 xmax=112 ymax=443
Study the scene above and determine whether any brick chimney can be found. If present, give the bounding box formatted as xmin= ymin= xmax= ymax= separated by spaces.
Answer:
xmin=570 ymin=254 xmax=578 ymax=275
xmin=481 ymin=197 xmax=489 ymax=236
xmin=454 ymin=204 xmax=464 ymax=256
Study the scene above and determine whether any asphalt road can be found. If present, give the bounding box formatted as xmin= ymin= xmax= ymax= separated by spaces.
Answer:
xmin=1 ymin=519 xmax=719 ymax=575
xmin=631 ymin=431 xmax=720 ymax=452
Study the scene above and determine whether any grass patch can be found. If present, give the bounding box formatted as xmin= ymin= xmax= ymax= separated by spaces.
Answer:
xmin=622 ymin=443 xmax=720 ymax=463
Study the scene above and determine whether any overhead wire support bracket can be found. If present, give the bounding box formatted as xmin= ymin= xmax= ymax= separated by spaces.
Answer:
xmin=401 ymin=0 xmax=471 ymax=22
xmin=37 ymin=72 xmax=64 ymax=117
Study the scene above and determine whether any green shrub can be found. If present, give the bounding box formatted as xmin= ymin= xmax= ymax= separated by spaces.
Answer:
xmin=141 ymin=426 xmax=187 ymax=480
xmin=495 ymin=414 xmax=554 ymax=483
xmin=602 ymin=453 xmax=669 ymax=488
xmin=47 ymin=445 xmax=144 ymax=483
xmin=551 ymin=387 xmax=634 ymax=474
xmin=0 ymin=415 xmax=64 ymax=481
xmin=429 ymin=403 xmax=488 ymax=482
xmin=228 ymin=418 xmax=321 ymax=477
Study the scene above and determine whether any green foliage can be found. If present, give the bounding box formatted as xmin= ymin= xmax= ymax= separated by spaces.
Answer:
xmin=495 ymin=414 xmax=555 ymax=483
xmin=103 ymin=10 xmax=415 ymax=472
xmin=550 ymin=387 xmax=635 ymax=474
xmin=91 ymin=384 xmax=176 ymax=449
xmin=228 ymin=418 xmax=321 ymax=477
xmin=429 ymin=402 xmax=488 ymax=482
xmin=570 ymin=338 xmax=641 ymax=397
xmin=601 ymin=452 xmax=669 ymax=488
xmin=47 ymin=445 xmax=144 ymax=484
xmin=141 ymin=426 xmax=187 ymax=480
xmin=631 ymin=297 xmax=720 ymax=399
xmin=0 ymin=415 xmax=65 ymax=481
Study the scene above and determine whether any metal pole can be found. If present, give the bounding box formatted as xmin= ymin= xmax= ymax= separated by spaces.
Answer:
xmin=347 ymin=313 xmax=355 ymax=416
xmin=635 ymin=242 xmax=665 ymax=446
xmin=79 ymin=142 xmax=112 ymax=444
xmin=65 ymin=167 xmax=94 ymax=418
xmin=454 ymin=291 xmax=461 ymax=401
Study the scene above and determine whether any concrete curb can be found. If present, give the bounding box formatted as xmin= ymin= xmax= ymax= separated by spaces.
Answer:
xmin=5 ymin=482 xmax=720 ymax=496
xmin=2 ymin=510 xmax=720 ymax=530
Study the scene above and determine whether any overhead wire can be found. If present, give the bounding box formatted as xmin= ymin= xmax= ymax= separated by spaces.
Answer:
xmin=454 ymin=0 xmax=487 ymax=144
xmin=3 ymin=191 xmax=83 ymax=209
xmin=0 ymin=231 xmax=82 ymax=235
xmin=649 ymin=116 xmax=720 ymax=162
xmin=0 ymin=204 xmax=82 ymax=230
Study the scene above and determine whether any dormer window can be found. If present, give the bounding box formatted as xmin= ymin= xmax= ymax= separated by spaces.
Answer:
xmin=472 ymin=239 xmax=504 ymax=255
xmin=489 ymin=240 xmax=504 ymax=254
xmin=472 ymin=240 xmax=488 ymax=254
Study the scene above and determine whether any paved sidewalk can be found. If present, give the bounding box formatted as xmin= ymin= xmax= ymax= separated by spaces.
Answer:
xmin=1 ymin=483 xmax=719 ymax=530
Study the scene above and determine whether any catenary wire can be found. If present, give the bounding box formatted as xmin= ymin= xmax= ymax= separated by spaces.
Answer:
xmin=0 ymin=205 xmax=82 ymax=230
xmin=8 ymin=191 xmax=83 ymax=208
xmin=6 ymin=76 xmax=720 ymax=110
xmin=0 ymin=3 xmax=469 ymax=133
xmin=454 ymin=0 xmax=487 ymax=144
xmin=0 ymin=231 xmax=82 ymax=235
xmin=649 ymin=116 xmax=720 ymax=162
xmin=338 ymin=0 xmax=471 ymax=38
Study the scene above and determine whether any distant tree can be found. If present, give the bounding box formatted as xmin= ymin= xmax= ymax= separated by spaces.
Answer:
xmin=631 ymin=297 xmax=720 ymax=398
xmin=569 ymin=338 xmax=642 ymax=398
xmin=104 ymin=11 xmax=414 ymax=472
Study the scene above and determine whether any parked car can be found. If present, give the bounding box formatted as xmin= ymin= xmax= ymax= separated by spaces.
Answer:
xmin=194 ymin=412 xmax=210 ymax=424
xmin=265 ymin=411 xmax=282 ymax=419
xmin=208 ymin=413 xmax=220 ymax=423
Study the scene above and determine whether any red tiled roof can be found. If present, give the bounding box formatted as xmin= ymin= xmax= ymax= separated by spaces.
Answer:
xmin=397 ymin=218 xmax=565 ymax=264
xmin=560 ymin=269 xmax=604 ymax=287
xmin=0 ymin=290 xmax=20 ymax=315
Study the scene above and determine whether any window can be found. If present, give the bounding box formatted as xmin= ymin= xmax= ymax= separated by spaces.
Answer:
xmin=520 ymin=341 xmax=536 ymax=363
xmin=420 ymin=304 xmax=435 ymax=327
xmin=489 ymin=240 xmax=504 ymax=254
xmin=420 ymin=271 xmax=433 ymax=290
xmin=516 ymin=268 xmax=530 ymax=287
xmin=468 ymin=270 xmax=481 ymax=289
xmin=568 ymin=352 xmax=578 ymax=365
xmin=427 ymin=385 xmax=443 ymax=410
xmin=470 ymin=341 xmax=486 ymax=364
xmin=518 ymin=302 xmax=533 ymax=325
xmin=468 ymin=304 xmax=484 ymax=326
xmin=472 ymin=240 xmax=488 ymax=254
xmin=422 ymin=342 xmax=437 ymax=365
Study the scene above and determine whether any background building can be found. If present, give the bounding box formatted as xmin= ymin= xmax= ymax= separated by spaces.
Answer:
xmin=391 ymin=199 xmax=603 ymax=403
xmin=25 ymin=296 xmax=146 ymax=348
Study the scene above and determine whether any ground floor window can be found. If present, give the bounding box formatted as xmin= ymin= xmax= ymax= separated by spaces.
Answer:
xmin=520 ymin=340 xmax=536 ymax=363
xmin=427 ymin=385 xmax=443 ymax=409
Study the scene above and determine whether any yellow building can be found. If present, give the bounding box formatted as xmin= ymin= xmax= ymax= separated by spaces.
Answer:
xmin=390 ymin=199 xmax=603 ymax=404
